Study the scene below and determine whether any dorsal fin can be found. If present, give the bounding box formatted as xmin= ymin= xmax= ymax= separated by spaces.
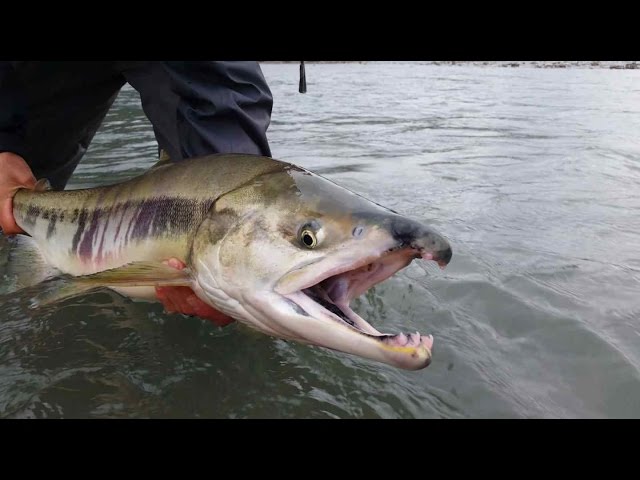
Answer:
xmin=33 ymin=178 xmax=52 ymax=192
xmin=149 ymin=149 xmax=173 ymax=170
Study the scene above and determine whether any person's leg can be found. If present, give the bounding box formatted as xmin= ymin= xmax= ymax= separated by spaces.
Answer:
xmin=15 ymin=62 xmax=126 ymax=189
xmin=119 ymin=61 xmax=273 ymax=161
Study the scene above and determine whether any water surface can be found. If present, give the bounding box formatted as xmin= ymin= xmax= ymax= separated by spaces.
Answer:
xmin=1 ymin=63 xmax=639 ymax=418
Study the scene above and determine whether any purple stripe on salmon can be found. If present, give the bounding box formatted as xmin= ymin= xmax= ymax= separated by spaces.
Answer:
xmin=78 ymin=210 xmax=102 ymax=258
xmin=70 ymin=197 xmax=214 ymax=260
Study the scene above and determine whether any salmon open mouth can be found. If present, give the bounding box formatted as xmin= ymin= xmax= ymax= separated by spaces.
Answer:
xmin=283 ymin=247 xmax=437 ymax=351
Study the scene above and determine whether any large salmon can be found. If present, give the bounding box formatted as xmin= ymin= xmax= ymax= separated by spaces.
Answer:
xmin=12 ymin=154 xmax=452 ymax=370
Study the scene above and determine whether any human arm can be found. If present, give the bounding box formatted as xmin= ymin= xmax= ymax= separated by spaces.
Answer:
xmin=122 ymin=61 xmax=272 ymax=323
xmin=0 ymin=63 xmax=36 ymax=235
xmin=153 ymin=62 xmax=270 ymax=324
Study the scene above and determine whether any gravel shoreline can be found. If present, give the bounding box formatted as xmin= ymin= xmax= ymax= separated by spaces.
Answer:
xmin=262 ymin=61 xmax=638 ymax=69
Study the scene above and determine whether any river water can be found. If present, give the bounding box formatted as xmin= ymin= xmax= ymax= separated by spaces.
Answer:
xmin=1 ymin=62 xmax=639 ymax=418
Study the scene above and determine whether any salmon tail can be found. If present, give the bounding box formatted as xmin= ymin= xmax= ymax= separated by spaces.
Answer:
xmin=0 ymin=234 xmax=60 ymax=295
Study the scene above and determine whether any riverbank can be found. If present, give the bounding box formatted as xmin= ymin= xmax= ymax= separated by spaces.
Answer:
xmin=262 ymin=61 xmax=638 ymax=69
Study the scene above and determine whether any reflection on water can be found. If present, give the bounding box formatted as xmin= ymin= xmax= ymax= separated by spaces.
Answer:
xmin=1 ymin=63 xmax=639 ymax=418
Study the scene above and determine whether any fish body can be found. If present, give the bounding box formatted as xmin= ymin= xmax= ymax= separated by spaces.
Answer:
xmin=13 ymin=154 xmax=452 ymax=370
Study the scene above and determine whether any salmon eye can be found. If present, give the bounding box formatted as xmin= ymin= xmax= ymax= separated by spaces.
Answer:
xmin=300 ymin=229 xmax=317 ymax=248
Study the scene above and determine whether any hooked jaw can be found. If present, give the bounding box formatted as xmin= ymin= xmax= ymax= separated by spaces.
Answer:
xmin=390 ymin=215 xmax=452 ymax=269
xmin=422 ymin=249 xmax=452 ymax=269
xmin=276 ymin=220 xmax=452 ymax=370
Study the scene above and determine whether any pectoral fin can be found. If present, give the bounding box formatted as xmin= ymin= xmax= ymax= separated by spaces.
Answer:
xmin=29 ymin=261 xmax=192 ymax=308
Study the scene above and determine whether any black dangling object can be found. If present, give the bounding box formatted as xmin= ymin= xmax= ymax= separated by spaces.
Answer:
xmin=299 ymin=61 xmax=307 ymax=93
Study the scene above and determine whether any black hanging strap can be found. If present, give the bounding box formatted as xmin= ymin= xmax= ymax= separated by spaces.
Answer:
xmin=299 ymin=61 xmax=307 ymax=93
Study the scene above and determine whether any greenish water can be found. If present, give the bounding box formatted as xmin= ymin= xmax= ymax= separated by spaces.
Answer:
xmin=1 ymin=62 xmax=639 ymax=418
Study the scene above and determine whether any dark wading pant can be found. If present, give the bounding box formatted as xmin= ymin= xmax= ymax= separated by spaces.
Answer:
xmin=0 ymin=61 xmax=273 ymax=190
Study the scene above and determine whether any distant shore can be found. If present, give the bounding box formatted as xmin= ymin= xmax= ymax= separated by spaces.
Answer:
xmin=261 ymin=61 xmax=638 ymax=70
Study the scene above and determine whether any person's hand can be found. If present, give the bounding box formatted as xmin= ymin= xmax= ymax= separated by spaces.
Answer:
xmin=0 ymin=152 xmax=37 ymax=235
xmin=155 ymin=258 xmax=236 ymax=327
